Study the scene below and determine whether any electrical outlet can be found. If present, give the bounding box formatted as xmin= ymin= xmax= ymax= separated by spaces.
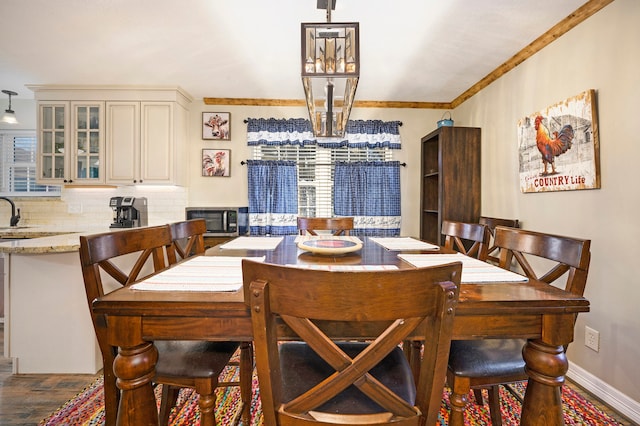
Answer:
xmin=585 ymin=326 xmax=600 ymax=352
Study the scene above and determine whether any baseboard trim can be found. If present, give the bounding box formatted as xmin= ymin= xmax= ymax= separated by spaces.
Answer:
xmin=568 ymin=363 xmax=640 ymax=424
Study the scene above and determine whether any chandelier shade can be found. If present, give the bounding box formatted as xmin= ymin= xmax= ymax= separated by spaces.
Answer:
xmin=301 ymin=21 xmax=359 ymax=138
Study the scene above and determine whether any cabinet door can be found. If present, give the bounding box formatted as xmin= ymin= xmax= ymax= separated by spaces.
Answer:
xmin=71 ymin=102 xmax=104 ymax=183
xmin=37 ymin=102 xmax=69 ymax=184
xmin=105 ymin=102 xmax=140 ymax=184
xmin=140 ymin=102 xmax=174 ymax=183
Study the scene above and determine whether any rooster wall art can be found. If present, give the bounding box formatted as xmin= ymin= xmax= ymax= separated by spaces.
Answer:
xmin=534 ymin=115 xmax=575 ymax=176
xmin=517 ymin=89 xmax=600 ymax=193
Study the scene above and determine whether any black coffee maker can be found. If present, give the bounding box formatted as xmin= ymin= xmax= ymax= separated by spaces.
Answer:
xmin=109 ymin=196 xmax=148 ymax=228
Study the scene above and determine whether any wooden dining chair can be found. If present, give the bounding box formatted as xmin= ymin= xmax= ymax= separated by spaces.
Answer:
xmin=446 ymin=226 xmax=591 ymax=426
xmin=79 ymin=225 xmax=243 ymax=426
xmin=400 ymin=220 xmax=489 ymax=383
xmin=297 ymin=216 xmax=354 ymax=236
xmin=167 ymin=218 xmax=207 ymax=263
xmin=242 ymin=259 xmax=462 ymax=426
xmin=165 ymin=219 xmax=253 ymax=424
xmin=479 ymin=216 xmax=520 ymax=264
xmin=441 ymin=220 xmax=490 ymax=260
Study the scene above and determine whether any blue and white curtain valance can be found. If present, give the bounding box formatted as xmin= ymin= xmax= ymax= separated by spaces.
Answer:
xmin=333 ymin=161 xmax=401 ymax=237
xmin=247 ymin=118 xmax=402 ymax=149
xmin=247 ymin=160 xmax=298 ymax=236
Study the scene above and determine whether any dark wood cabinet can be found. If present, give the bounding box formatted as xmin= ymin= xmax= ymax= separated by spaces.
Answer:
xmin=420 ymin=126 xmax=481 ymax=245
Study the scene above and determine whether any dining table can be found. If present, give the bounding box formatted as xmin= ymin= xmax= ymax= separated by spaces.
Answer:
xmin=92 ymin=235 xmax=590 ymax=426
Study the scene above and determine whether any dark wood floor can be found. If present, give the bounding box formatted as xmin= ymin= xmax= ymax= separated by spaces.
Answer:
xmin=0 ymin=323 xmax=100 ymax=425
xmin=0 ymin=323 xmax=635 ymax=425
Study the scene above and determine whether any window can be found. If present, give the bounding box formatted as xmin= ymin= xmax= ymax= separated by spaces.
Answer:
xmin=0 ymin=130 xmax=61 ymax=196
xmin=253 ymin=145 xmax=392 ymax=217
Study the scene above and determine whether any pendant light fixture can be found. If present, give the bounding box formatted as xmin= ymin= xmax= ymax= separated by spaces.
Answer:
xmin=301 ymin=0 xmax=359 ymax=138
xmin=1 ymin=90 xmax=19 ymax=124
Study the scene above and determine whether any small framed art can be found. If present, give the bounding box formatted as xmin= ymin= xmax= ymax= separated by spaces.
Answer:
xmin=202 ymin=112 xmax=231 ymax=140
xmin=202 ymin=149 xmax=230 ymax=177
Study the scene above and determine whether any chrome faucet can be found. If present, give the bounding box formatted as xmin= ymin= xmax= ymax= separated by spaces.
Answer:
xmin=0 ymin=197 xmax=20 ymax=227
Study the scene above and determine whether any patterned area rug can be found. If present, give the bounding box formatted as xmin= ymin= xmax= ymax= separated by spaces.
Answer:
xmin=41 ymin=368 xmax=623 ymax=426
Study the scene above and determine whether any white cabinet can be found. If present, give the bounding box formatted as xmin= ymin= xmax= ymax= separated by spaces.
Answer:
xmin=36 ymin=101 xmax=105 ymax=185
xmin=30 ymin=85 xmax=191 ymax=186
xmin=106 ymin=101 xmax=187 ymax=185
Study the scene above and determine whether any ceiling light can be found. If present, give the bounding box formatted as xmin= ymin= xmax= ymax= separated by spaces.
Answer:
xmin=1 ymin=90 xmax=19 ymax=125
xmin=301 ymin=1 xmax=359 ymax=138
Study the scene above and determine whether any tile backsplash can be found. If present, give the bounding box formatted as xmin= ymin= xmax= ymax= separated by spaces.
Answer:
xmin=0 ymin=186 xmax=188 ymax=230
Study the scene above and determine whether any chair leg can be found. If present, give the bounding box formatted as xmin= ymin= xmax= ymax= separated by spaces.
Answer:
xmin=448 ymin=377 xmax=471 ymax=426
xmin=158 ymin=385 xmax=180 ymax=426
xmin=103 ymin=367 xmax=119 ymax=426
xmin=473 ymin=388 xmax=484 ymax=405
xmin=239 ymin=341 xmax=254 ymax=425
xmin=503 ymin=382 xmax=524 ymax=403
xmin=487 ymin=385 xmax=503 ymax=426
xmin=195 ymin=379 xmax=217 ymax=426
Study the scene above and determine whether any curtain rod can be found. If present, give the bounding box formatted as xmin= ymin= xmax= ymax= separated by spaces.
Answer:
xmin=240 ymin=160 xmax=406 ymax=167
xmin=243 ymin=119 xmax=402 ymax=125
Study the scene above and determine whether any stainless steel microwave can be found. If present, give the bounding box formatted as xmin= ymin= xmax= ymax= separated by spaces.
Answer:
xmin=185 ymin=207 xmax=248 ymax=237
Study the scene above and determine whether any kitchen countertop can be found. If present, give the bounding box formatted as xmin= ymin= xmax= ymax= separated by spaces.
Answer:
xmin=0 ymin=222 xmax=190 ymax=254
xmin=0 ymin=232 xmax=86 ymax=254
xmin=0 ymin=226 xmax=126 ymax=254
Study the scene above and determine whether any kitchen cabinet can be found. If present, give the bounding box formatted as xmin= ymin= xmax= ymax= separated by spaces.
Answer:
xmin=36 ymin=101 xmax=105 ymax=185
xmin=420 ymin=126 xmax=481 ymax=245
xmin=105 ymin=101 xmax=188 ymax=185
xmin=29 ymin=85 xmax=192 ymax=186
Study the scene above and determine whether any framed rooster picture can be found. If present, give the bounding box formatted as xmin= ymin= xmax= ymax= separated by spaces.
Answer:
xmin=517 ymin=89 xmax=600 ymax=193
xmin=202 ymin=149 xmax=230 ymax=177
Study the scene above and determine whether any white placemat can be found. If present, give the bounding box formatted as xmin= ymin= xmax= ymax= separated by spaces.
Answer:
xmin=130 ymin=256 xmax=265 ymax=292
xmin=370 ymin=237 xmax=440 ymax=251
xmin=398 ymin=253 xmax=528 ymax=283
xmin=219 ymin=236 xmax=283 ymax=250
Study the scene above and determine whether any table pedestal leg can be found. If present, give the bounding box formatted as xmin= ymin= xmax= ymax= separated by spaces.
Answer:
xmin=113 ymin=342 xmax=159 ymax=426
xmin=521 ymin=339 xmax=567 ymax=425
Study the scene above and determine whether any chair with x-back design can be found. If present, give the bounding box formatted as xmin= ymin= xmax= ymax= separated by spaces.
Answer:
xmin=242 ymin=259 xmax=461 ymax=426
xmin=441 ymin=220 xmax=490 ymax=261
xmin=164 ymin=218 xmax=253 ymax=424
xmin=446 ymin=226 xmax=591 ymax=426
xmin=79 ymin=225 xmax=244 ymax=426
xmin=478 ymin=216 xmax=520 ymax=264
xmin=297 ymin=216 xmax=354 ymax=236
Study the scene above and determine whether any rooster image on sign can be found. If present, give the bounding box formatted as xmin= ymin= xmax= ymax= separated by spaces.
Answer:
xmin=534 ymin=115 xmax=574 ymax=175
xmin=517 ymin=89 xmax=600 ymax=193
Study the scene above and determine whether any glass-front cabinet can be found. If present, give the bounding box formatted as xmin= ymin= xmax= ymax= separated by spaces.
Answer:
xmin=37 ymin=102 xmax=104 ymax=184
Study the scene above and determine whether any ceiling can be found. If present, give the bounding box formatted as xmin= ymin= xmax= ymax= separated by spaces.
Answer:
xmin=0 ymin=0 xmax=597 ymax=104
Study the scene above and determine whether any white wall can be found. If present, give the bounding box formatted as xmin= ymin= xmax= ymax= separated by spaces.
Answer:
xmin=454 ymin=0 xmax=640 ymax=408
